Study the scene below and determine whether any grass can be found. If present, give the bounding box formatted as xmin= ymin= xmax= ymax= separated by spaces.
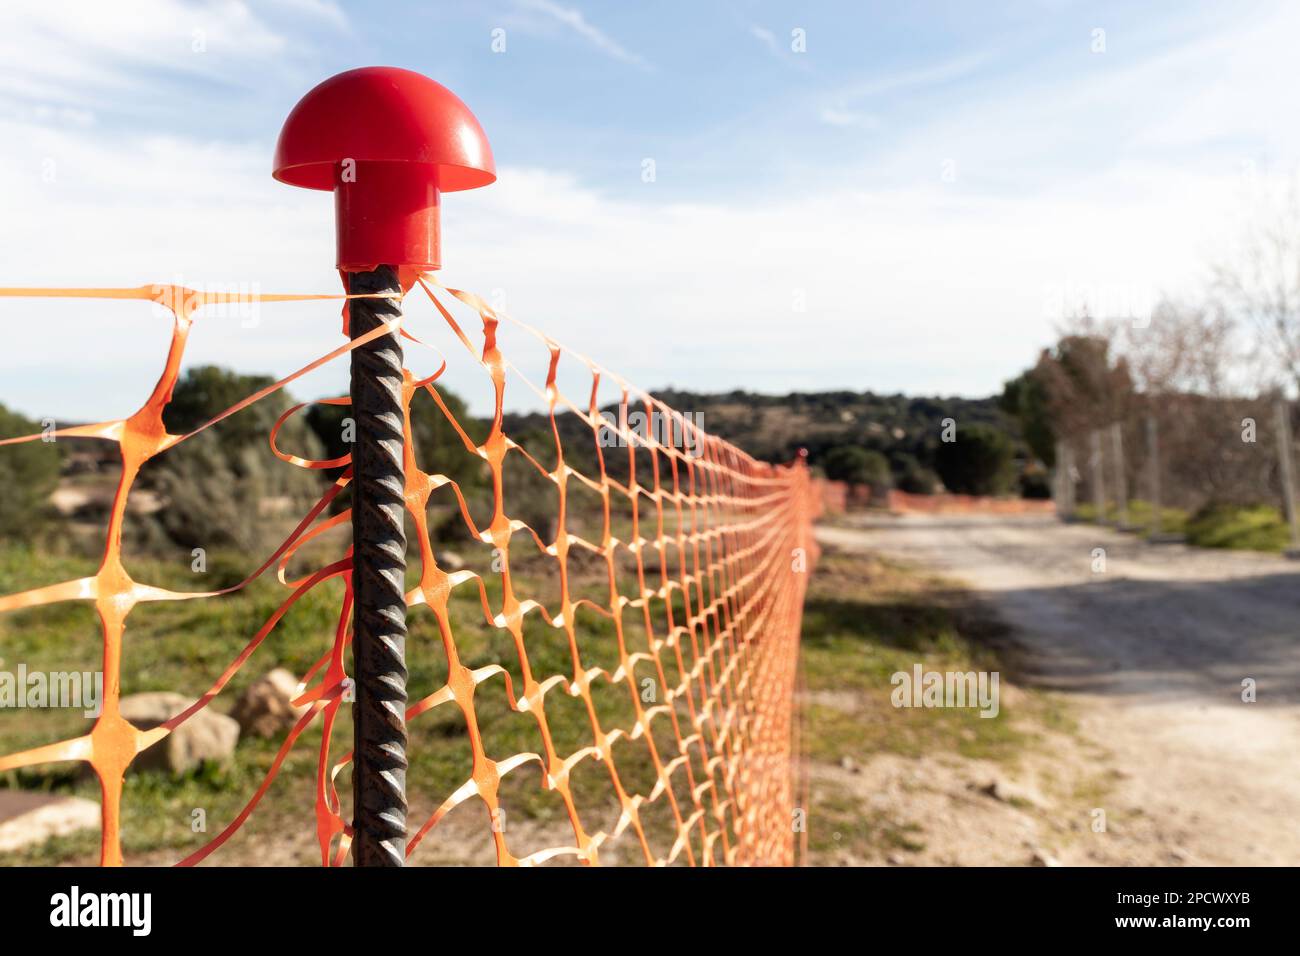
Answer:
xmin=0 ymin=536 xmax=701 ymax=866
xmin=0 ymin=541 xmax=351 ymax=864
xmin=2 ymin=533 xmax=1066 ymax=867
xmin=1074 ymin=498 xmax=1293 ymax=552
xmin=798 ymin=547 xmax=1067 ymax=862
xmin=812 ymin=789 xmax=927 ymax=855
xmin=1073 ymin=499 xmax=1189 ymax=535
xmin=1184 ymin=503 xmax=1291 ymax=552
xmin=800 ymin=555 xmax=1028 ymax=764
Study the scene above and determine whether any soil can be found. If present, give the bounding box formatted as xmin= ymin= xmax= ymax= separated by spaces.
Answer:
xmin=816 ymin=513 xmax=1300 ymax=866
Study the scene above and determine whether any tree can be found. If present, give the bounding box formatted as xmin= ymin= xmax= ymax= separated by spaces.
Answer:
xmin=934 ymin=424 xmax=1014 ymax=495
xmin=1028 ymin=320 xmax=1135 ymax=443
xmin=1000 ymin=370 xmax=1055 ymax=467
xmin=307 ymin=384 xmax=482 ymax=486
xmin=891 ymin=452 xmax=938 ymax=494
xmin=1121 ymin=298 xmax=1238 ymax=398
xmin=305 ymin=383 xmax=488 ymax=540
xmin=1212 ymin=177 xmax=1300 ymax=393
xmin=137 ymin=366 xmax=325 ymax=553
xmin=163 ymin=365 xmax=291 ymax=451
xmin=0 ymin=404 xmax=61 ymax=540
xmin=822 ymin=445 xmax=891 ymax=496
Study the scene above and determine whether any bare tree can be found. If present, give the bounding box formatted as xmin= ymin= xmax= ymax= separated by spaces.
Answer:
xmin=1121 ymin=298 xmax=1238 ymax=398
xmin=1112 ymin=297 xmax=1273 ymax=509
xmin=1212 ymin=177 xmax=1300 ymax=394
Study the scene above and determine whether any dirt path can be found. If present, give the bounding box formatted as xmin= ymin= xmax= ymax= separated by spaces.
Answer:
xmin=817 ymin=513 xmax=1300 ymax=866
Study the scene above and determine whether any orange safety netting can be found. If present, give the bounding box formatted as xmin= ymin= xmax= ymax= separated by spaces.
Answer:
xmin=0 ymin=276 xmax=816 ymax=866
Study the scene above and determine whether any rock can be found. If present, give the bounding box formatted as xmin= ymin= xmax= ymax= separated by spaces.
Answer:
xmin=435 ymin=550 xmax=465 ymax=571
xmin=977 ymin=776 xmax=1043 ymax=810
xmin=1030 ymin=848 xmax=1063 ymax=867
xmin=0 ymin=791 xmax=100 ymax=853
xmin=120 ymin=691 xmax=239 ymax=775
xmin=230 ymin=669 xmax=307 ymax=738
xmin=839 ymin=755 xmax=860 ymax=774
xmin=886 ymin=852 xmax=906 ymax=865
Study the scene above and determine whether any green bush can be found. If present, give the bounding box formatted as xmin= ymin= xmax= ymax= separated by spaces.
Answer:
xmin=0 ymin=404 xmax=62 ymax=541
xmin=934 ymin=424 xmax=1014 ymax=496
xmin=1018 ymin=471 xmax=1052 ymax=499
xmin=892 ymin=453 xmax=938 ymax=495
xmin=823 ymin=446 xmax=890 ymax=486
xmin=135 ymin=366 xmax=325 ymax=554
xmin=304 ymin=383 xmax=489 ymax=541
xmin=1125 ymin=499 xmax=1188 ymax=536
xmin=1185 ymin=503 xmax=1289 ymax=552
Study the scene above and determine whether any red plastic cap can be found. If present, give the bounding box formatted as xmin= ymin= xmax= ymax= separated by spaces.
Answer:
xmin=273 ymin=67 xmax=495 ymax=271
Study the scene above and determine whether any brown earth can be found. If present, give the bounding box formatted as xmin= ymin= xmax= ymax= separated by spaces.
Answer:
xmin=816 ymin=513 xmax=1300 ymax=866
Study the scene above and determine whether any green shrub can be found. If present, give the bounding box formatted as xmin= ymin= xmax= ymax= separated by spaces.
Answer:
xmin=1185 ymin=503 xmax=1289 ymax=552
xmin=823 ymin=446 xmax=890 ymax=486
xmin=934 ymin=424 xmax=1014 ymax=496
xmin=135 ymin=366 xmax=325 ymax=554
xmin=0 ymin=404 xmax=62 ymax=541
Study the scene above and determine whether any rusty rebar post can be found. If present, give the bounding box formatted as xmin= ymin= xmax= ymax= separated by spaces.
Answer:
xmin=349 ymin=265 xmax=408 ymax=866
xmin=274 ymin=68 xmax=496 ymax=862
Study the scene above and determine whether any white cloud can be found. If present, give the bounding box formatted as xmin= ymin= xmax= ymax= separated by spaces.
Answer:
xmin=0 ymin=0 xmax=347 ymax=117
xmin=514 ymin=0 xmax=651 ymax=70
xmin=750 ymin=24 xmax=779 ymax=56
xmin=818 ymin=107 xmax=878 ymax=129
xmin=0 ymin=80 xmax=1276 ymax=424
xmin=436 ymin=161 xmax=1240 ymax=407
xmin=0 ymin=0 xmax=351 ymax=424
xmin=0 ymin=1 xmax=273 ymax=100
xmin=836 ymin=50 xmax=997 ymax=103
xmin=270 ymin=0 xmax=347 ymax=31
xmin=1 ymin=0 xmax=1297 ymax=425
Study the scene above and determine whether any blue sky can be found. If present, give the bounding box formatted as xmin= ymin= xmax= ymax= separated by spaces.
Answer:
xmin=1 ymin=0 xmax=1297 ymax=420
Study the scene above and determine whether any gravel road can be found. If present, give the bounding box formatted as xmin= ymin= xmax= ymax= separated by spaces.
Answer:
xmin=818 ymin=513 xmax=1300 ymax=865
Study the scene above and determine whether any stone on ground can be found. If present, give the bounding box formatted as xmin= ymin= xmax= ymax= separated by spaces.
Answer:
xmin=0 ymin=791 xmax=100 ymax=853
xmin=230 ymin=668 xmax=308 ymax=738
xmin=120 ymin=691 xmax=239 ymax=774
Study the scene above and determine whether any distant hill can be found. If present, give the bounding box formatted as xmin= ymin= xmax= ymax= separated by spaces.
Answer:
xmin=649 ymin=388 xmax=1016 ymax=464
xmin=502 ymin=387 xmax=1032 ymax=494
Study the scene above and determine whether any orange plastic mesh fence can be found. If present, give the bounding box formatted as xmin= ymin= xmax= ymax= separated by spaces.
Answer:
xmin=0 ymin=277 xmax=817 ymax=866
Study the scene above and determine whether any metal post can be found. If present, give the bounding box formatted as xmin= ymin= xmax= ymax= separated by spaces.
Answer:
xmin=1145 ymin=415 xmax=1161 ymax=536
xmin=349 ymin=265 xmax=408 ymax=866
xmin=1064 ymin=442 xmax=1076 ymax=517
xmin=1110 ymin=422 xmax=1129 ymax=530
xmin=274 ymin=67 xmax=497 ymax=864
xmin=1055 ymin=439 xmax=1075 ymax=520
xmin=1053 ymin=439 xmax=1064 ymax=518
xmin=1275 ymin=399 xmax=1300 ymax=558
xmin=1090 ymin=429 xmax=1106 ymax=522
